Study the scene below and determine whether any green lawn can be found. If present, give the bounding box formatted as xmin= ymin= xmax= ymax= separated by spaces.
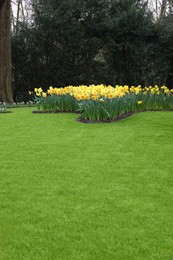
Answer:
xmin=0 ymin=108 xmax=173 ymax=260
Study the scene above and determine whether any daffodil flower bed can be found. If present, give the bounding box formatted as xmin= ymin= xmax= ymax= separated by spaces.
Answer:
xmin=32 ymin=85 xmax=173 ymax=121
xmin=33 ymin=88 xmax=78 ymax=112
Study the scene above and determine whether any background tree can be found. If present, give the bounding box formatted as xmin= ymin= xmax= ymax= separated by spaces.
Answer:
xmin=147 ymin=0 xmax=173 ymax=21
xmin=103 ymin=0 xmax=155 ymax=86
xmin=0 ymin=0 xmax=13 ymax=102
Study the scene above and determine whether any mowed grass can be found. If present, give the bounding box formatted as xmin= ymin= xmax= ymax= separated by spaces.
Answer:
xmin=0 ymin=108 xmax=173 ymax=260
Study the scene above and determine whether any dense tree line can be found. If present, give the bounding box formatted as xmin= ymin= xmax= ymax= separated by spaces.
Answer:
xmin=10 ymin=0 xmax=173 ymax=101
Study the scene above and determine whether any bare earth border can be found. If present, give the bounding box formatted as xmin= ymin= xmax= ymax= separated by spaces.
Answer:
xmin=32 ymin=109 xmax=134 ymax=123
xmin=77 ymin=110 xmax=173 ymax=124
xmin=32 ymin=110 xmax=80 ymax=114
xmin=76 ymin=112 xmax=134 ymax=124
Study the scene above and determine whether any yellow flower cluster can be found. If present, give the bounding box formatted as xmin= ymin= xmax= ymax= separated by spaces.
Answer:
xmin=142 ymin=85 xmax=171 ymax=95
xmin=33 ymin=84 xmax=173 ymax=101
xmin=34 ymin=87 xmax=47 ymax=97
xmin=70 ymin=84 xmax=127 ymax=101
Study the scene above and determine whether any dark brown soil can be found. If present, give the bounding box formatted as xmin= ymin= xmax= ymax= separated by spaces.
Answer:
xmin=76 ymin=112 xmax=134 ymax=124
xmin=77 ymin=110 xmax=173 ymax=124
xmin=32 ymin=110 xmax=59 ymax=114
xmin=32 ymin=109 xmax=134 ymax=123
xmin=32 ymin=110 xmax=80 ymax=114
xmin=32 ymin=109 xmax=173 ymax=123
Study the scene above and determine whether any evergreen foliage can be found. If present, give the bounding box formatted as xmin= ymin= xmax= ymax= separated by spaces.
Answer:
xmin=11 ymin=0 xmax=173 ymax=101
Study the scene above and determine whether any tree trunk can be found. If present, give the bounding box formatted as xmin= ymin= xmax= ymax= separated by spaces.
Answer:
xmin=0 ymin=0 xmax=13 ymax=103
xmin=159 ymin=0 xmax=168 ymax=20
